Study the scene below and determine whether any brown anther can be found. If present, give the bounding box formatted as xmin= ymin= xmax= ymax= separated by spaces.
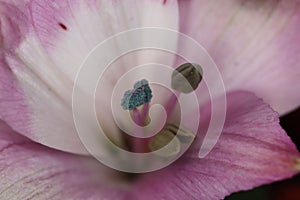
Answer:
xmin=171 ymin=63 xmax=203 ymax=94
xmin=148 ymin=124 xmax=195 ymax=157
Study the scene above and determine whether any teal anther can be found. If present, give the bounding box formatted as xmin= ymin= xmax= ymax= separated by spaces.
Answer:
xmin=121 ymin=79 xmax=153 ymax=110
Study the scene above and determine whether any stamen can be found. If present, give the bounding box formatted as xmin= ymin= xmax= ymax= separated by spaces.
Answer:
xmin=165 ymin=92 xmax=180 ymax=117
xmin=148 ymin=126 xmax=181 ymax=157
xmin=166 ymin=124 xmax=195 ymax=143
xmin=171 ymin=63 xmax=203 ymax=94
xmin=121 ymin=79 xmax=152 ymax=110
xmin=148 ymin=124 xmax=195 ymax=157
xmin=165 ymin=63 xmax=203 ymax=116
xmin=121 ymin=80 xmax=152 ymax=153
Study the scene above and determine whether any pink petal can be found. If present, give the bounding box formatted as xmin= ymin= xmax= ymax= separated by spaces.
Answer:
xmin=0 ymin=56 xmax=30 ymax=139
xmin=0 ymin=1 xmax=28 ymax=49
xmin=0 ymin=2 xmax=31 ymax=140
xmin=0 ymin=0 xmax=179 ymax=154
xmin=132 ymin=91 xmax=300 ymax=200
xmin=0 ymin=120 xmax=129 ymax=199
xmin=179 ymin=0 xmax=300 ymax=114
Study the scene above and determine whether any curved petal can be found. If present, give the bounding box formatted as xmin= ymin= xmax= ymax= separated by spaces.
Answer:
xmin=0 ymin=2 xmax=30 ymax=144
xmin=0 ymin=1 xmax=28 ymax=50
xmin=132 ymin=91 xmax=300 ymax=200
xmin=0 ymin=55 xmax=30 ymax=137
xmin=0 ymin=0 xmax=179 ymax=154
xmin=0 ymin=120 xmax=129 ymax=200
xmin=179 ymin=0 xmax=300 ymax=114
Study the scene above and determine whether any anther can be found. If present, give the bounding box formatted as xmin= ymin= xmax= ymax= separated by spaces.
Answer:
xmin=166 ymin=124 xmax=195 ymax=143
xmin=148 ymin=124 xmax=195 ymax=157
xmin=171 ymin=63 xmax=203 ymax=94
xmin=121 ymin=79 xmax=153 ymax=110
xmin=148 ymin=127 xmax=181 ymax=157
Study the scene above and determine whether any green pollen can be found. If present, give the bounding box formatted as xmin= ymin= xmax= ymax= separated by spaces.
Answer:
xmin=121 ymin=79 xmax=153 ymax=110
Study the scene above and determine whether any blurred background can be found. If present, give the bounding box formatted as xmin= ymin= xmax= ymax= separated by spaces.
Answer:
xmin=226 ymin=107 xmax=300 ymax=200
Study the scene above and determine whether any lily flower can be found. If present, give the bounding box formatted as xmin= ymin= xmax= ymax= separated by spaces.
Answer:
xmin=0 ymin=0 xmax=300 ymax=199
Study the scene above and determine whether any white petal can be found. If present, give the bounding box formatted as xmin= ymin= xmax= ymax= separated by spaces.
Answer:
xmin=6 ymin=0 xmax=179 ymax=154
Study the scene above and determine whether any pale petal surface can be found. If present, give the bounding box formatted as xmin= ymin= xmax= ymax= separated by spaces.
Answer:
xmin=132 ymin=91 xmax=300 ymax=200
xmin=179 ymin=0 xmax=300 ymax=114
xmin=0 ymin=0 xmax=179 ymax=154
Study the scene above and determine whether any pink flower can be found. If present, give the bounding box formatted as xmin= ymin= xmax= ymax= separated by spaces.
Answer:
xmin=1 ymin=0 xmax=300 ymax=199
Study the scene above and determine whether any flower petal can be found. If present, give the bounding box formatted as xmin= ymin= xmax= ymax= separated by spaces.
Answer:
xmin=179 ymin=0 xmax=300 ymax=114
xmin=0 ymin=2 xmax=30 ymax=144
xmin=0 ymin=1 xmax=28 ymax=49
xmin=132 ymin=91 xmax=300 ymax=200
xmin=1 ymin=0 xmax=179 ymax=154
xmin=0 ymin=120 xmax=129 ymax=200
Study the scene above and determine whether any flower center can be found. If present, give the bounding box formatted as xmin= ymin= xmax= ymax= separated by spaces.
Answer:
xmin=120 ymin=63 xmax=203 ymax=155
